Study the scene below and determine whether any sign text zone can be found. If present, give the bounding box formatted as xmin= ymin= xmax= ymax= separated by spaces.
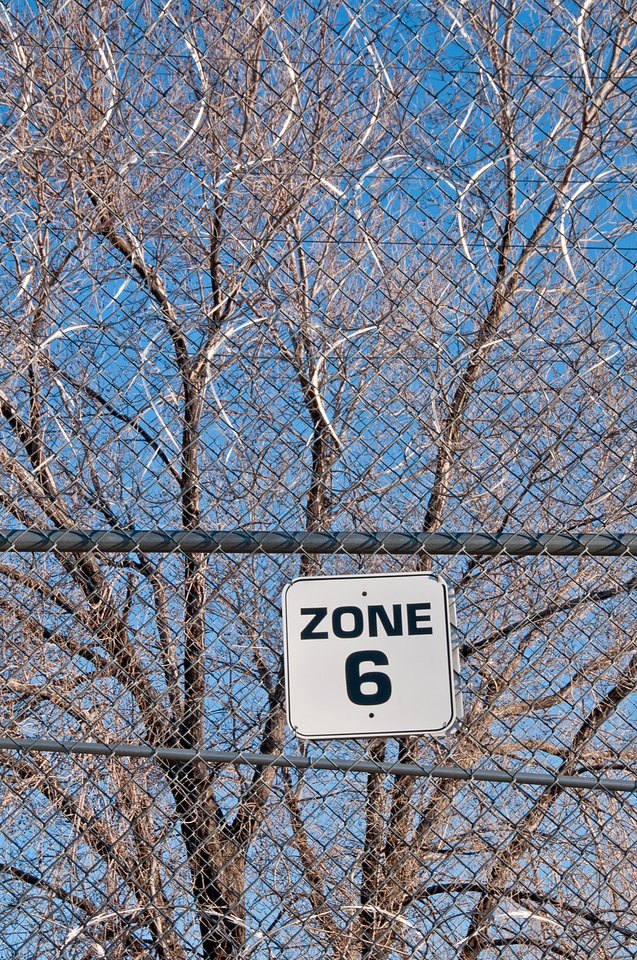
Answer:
xmin=283 ymin=572 xmax=459 ymax=739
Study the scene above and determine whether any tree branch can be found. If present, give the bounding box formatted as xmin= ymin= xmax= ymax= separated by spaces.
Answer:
xmin=460 ymin=641 xmax=637 ymax=959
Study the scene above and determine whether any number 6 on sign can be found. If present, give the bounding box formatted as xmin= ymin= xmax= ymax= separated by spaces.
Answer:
xmin=282 ymin=571 xmax=462 ymax=740
xmin=345 ymin=651 xmax=392 ymax=705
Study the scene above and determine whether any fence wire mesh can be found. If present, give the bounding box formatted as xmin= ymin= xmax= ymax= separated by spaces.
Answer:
xmin=1 ymin=0 xmax=637 ymax=956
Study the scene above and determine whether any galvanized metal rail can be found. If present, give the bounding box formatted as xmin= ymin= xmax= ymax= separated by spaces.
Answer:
xmin=0 ymin=529 xmax=636 ymax=555
xmin=2 ymin=529 xmax=635 ymax=791
xmin=2 ymin=737 xmax=635 ymax=793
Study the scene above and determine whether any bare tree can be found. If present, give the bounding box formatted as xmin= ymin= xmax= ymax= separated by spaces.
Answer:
xmin=0 ymin=0 xmax=637 ymax=958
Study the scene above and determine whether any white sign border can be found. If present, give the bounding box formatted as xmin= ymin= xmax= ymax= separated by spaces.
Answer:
xmin=283 ymin=571 xmax=458 ymax=740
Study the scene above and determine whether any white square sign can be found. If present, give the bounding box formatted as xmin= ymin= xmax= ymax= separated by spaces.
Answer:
xmin=283 ymin=572 xmax=461 ymax=740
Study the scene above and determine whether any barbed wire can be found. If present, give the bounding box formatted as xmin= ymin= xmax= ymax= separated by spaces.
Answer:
xmin=2 ymin=0 xmax=637 ymax=956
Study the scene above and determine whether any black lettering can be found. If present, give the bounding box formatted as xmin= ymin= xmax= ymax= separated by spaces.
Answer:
xmin=332 ymin=606 xmax=364 ymax=638
xmin=300 ymin=607 xmax=328 ymax=639
xmin=345 ymin=650 xmax=392 ymax=705
xmin=407 ymin=603 xmax=432 ymax=635
xmin=368 ymin=604 xmax=403 ymax=637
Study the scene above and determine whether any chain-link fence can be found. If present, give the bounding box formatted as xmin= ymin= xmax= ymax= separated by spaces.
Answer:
xmin=1 ymin=0 xmax=637 ymax=956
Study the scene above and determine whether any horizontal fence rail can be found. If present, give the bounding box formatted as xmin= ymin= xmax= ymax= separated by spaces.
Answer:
xmin=1 ymin=737 xmax=636 ymax=793
xmin=1 ymin=529 xmax=637 ymax=555
xmin=2 ymin=0 xmax=637 ymax=956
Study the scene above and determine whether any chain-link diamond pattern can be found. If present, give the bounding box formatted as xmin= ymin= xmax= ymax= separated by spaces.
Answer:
xmin=1 ymin=0 xmax=637 ymax=956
